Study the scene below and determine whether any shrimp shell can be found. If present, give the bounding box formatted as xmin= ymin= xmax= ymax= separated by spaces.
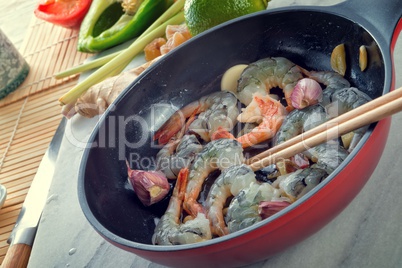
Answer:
xmin=274 ymin=104 xmax=327 ymax=146
xmin=156 ymin=134 xmax=203 ymax=179
xmin=154 ymin=91 xmax=239 ymax=144
xmin=184 ymin=139 xmax=244 ymax=217
xmin=204 ymin=164 xmax=257 ymax=237
xmin=236 ymin=93 xmax=287 ymax=148
xmin=226 ymin=182 xmax=279 ymax=233
xmin=152 ymin=168 xmax=212 ymax=245
xmin=237 ymin=57 xmax=305 ymax=107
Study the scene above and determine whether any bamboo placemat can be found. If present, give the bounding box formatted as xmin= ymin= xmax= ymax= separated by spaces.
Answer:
xmin=0 ymin=16 xmax=91 ymax=263
xmin=0 ymin=18 xmax=90 ymax=107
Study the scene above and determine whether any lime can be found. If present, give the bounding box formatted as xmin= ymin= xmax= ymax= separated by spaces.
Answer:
xmin=184 ymin=0 xmax=268 ymax=36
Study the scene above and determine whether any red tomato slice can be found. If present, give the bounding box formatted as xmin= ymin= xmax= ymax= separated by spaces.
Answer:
xmin=34 ymin=0 xmax=92 ymax=28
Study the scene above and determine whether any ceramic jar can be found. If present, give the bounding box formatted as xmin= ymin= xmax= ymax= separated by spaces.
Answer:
xmin=0 ymin=28 xmax=29 ymax=100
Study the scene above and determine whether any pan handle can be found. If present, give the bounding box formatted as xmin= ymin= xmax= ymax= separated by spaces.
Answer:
xmin=333 ymin=0 xmax=402 ymax=45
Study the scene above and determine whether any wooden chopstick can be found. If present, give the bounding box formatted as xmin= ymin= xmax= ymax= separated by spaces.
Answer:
xmin=247 ymin=86 xmax=402 ymax=171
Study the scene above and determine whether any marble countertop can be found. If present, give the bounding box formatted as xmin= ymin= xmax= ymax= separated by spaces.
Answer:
xmin=11 ymin=0 xmax=401 ymax=267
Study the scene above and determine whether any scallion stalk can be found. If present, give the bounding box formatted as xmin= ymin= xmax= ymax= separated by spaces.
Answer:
xmin=54 ymin=51 xmax=120 ymax=79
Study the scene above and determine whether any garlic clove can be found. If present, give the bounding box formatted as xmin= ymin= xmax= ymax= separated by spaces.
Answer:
xmin=221 ymin=64 xmax=248 ymax=94
xmin=127 ymin=167 xmax=170 ymax=206
xmin=290 ymin=78 xmax=323 ymax=109
xmin=331 ymin=43 xmax=347 ymax=76
xmin=359 ymin=45 xmax=368 ymax=72
xmin=258 ymin=200 xmax=291 ymax=219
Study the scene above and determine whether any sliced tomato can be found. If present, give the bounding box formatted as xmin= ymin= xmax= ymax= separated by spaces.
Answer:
xmin=34 ymin=0 xmax=93 ymax=28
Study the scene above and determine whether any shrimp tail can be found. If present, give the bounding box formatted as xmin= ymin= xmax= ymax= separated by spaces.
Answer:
xmin=210 ymin=127 xmax=235 ymax=140
xmin=209 ymin=206 xmax=229 ymax=237
xmin=183 ymin=195 xmax=206 ymax=218
xmin=210 ymin=125 xmax=273 ymax=149
xmin=237 ymin=127 xmax=277 ymax=148
xmin=175 ymin=168 xmax=189 ymax=200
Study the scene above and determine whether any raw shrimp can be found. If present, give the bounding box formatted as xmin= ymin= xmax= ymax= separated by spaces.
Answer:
xmin=224 ymin=143 xmax=348 ymax=232
xmin=226 ymin=181 xmax=281 ymax=233
xmin=275 ymin=167 xmax=327 ymax=201
xmin=156 ymin=134 xmax=203 ymax=179
xmin=274 ymin=104 xmax=328 ymax=145
xmin=275 ymin=83 xmax=372 ymax=151
xmin=188 ymin=92 xmax=239 ymax=142
xmin=276 ymin=142 xmax=349 ymax=200
xmin=152 ymin=168 xmax=212 ymax=245
xmin=304 ymin=141 xmax=350 ymax=174
xmin=154 ymin=91 xmax=239 ymax=144
xmin=183 ymin=138 xmax=244 ymax=217
xmin=204 ymin=164 xmax=257 ymax=237
xmin=235 ymin=92 xmax=287 ymax=148
xmin=155 ymin=110 xmax=199 ymax=179
xmin=236 ymin=57 xmax=305 ymax=107
xmin=307 ymin=70 xmax=350 ymax=105
xmin=325 ymin=87 xmax=372 ymax=151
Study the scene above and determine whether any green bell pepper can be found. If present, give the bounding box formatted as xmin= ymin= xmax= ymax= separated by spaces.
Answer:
xmin=78 ymin=0 xmax=173 ymax=53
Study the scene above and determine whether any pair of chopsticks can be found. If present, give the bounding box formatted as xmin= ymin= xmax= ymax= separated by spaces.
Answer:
xmin=247 ymin=86 xmax=402 ymax=171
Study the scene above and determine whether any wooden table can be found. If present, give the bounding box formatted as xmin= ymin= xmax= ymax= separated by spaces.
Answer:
xmin=0 ymin=0 xmax=402 ymax=267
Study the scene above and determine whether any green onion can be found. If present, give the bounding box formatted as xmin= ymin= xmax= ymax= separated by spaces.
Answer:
xmin=142 ymin=0 xmax=185 ymax=36
xmin=54 ymin=51 xmax=120 ymax=79
xmin=59 ymin=10 xmax=184 ymax=106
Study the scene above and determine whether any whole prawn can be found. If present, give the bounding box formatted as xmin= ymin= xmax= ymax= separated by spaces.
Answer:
xmin=275 ymin=85 xmax=372 ymax=151
xmin=183 ymin=138 xmax=244 ymax=218
xmin=156 ymin=134 xmax=203 ymax=179
xmin=271 ymin=84 xmax=368 ymax=201
xmin=275 ymin=167 xmax=326 ymax=201
xmin=274 ymin=104 xmax=327 ymax=145
xmin=237 ymin=93 xmax=287 ymax=147
xmin=226 ymin=181 xmax=282 ymax=233
xmin=307 ymin=70 xmax=350 ymax=105
xmin=305 ymin=141 xmax=350 ymax=174
xmin=152 ymin=168 xmax=212 ymax=245
xmin=188 ymin=91 xmax=239 ymax=142
xmin=236 ymin=57 xmax=305 ymax=108
xmin=326 ymin=87 xmax=372 ymax=150
xmin=276 ymin=141 xmax=349 ymax=201
xmin=154 ymin=91 xmax=239 ymax=144
xmin=214 ymin=93 xmax=288 ymax=148
xmin=204 ymin=164 xmax=257 ymax=237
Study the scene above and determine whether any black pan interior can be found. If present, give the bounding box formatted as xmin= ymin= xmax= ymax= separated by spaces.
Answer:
xmin=79 ymin=9 xmax=386 ymax=245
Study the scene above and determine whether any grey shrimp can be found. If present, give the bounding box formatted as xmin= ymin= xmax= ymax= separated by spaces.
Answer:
xmin=276 ymin=142 xmax=349 ymax=200
xmin=274 ymin=167 xmax=326 ymax=201
xmin=326 ymin=87 xmax=372 ymax=151
xmin=152 ymin=168 xmax=212 ymax=245
xmin=225 ymin=182 xmax=282 ymax=233
xmin=275 ymin=87 xmax=372 ymax=151
xmin=304 ymin=141 xmax=350 ymax=174
xmin=183 ymin=138 xmax=244 ymax=218
xmin=236 ymin=57 xmax=305 ymax=107
xmin=274 ymin=104 xmax=328 ymax=145
xmin=156 ymin=134 xmax=203 ymax=179
xmin=154 ymin=91 xmax=239 ymax=144
xmin=204 ymin=164 xmax=257 ymax=237
xmin=307 ymin=70 xmax=350 ymax=105
xmin=188 ymin=91 xmax=239 ymax=142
